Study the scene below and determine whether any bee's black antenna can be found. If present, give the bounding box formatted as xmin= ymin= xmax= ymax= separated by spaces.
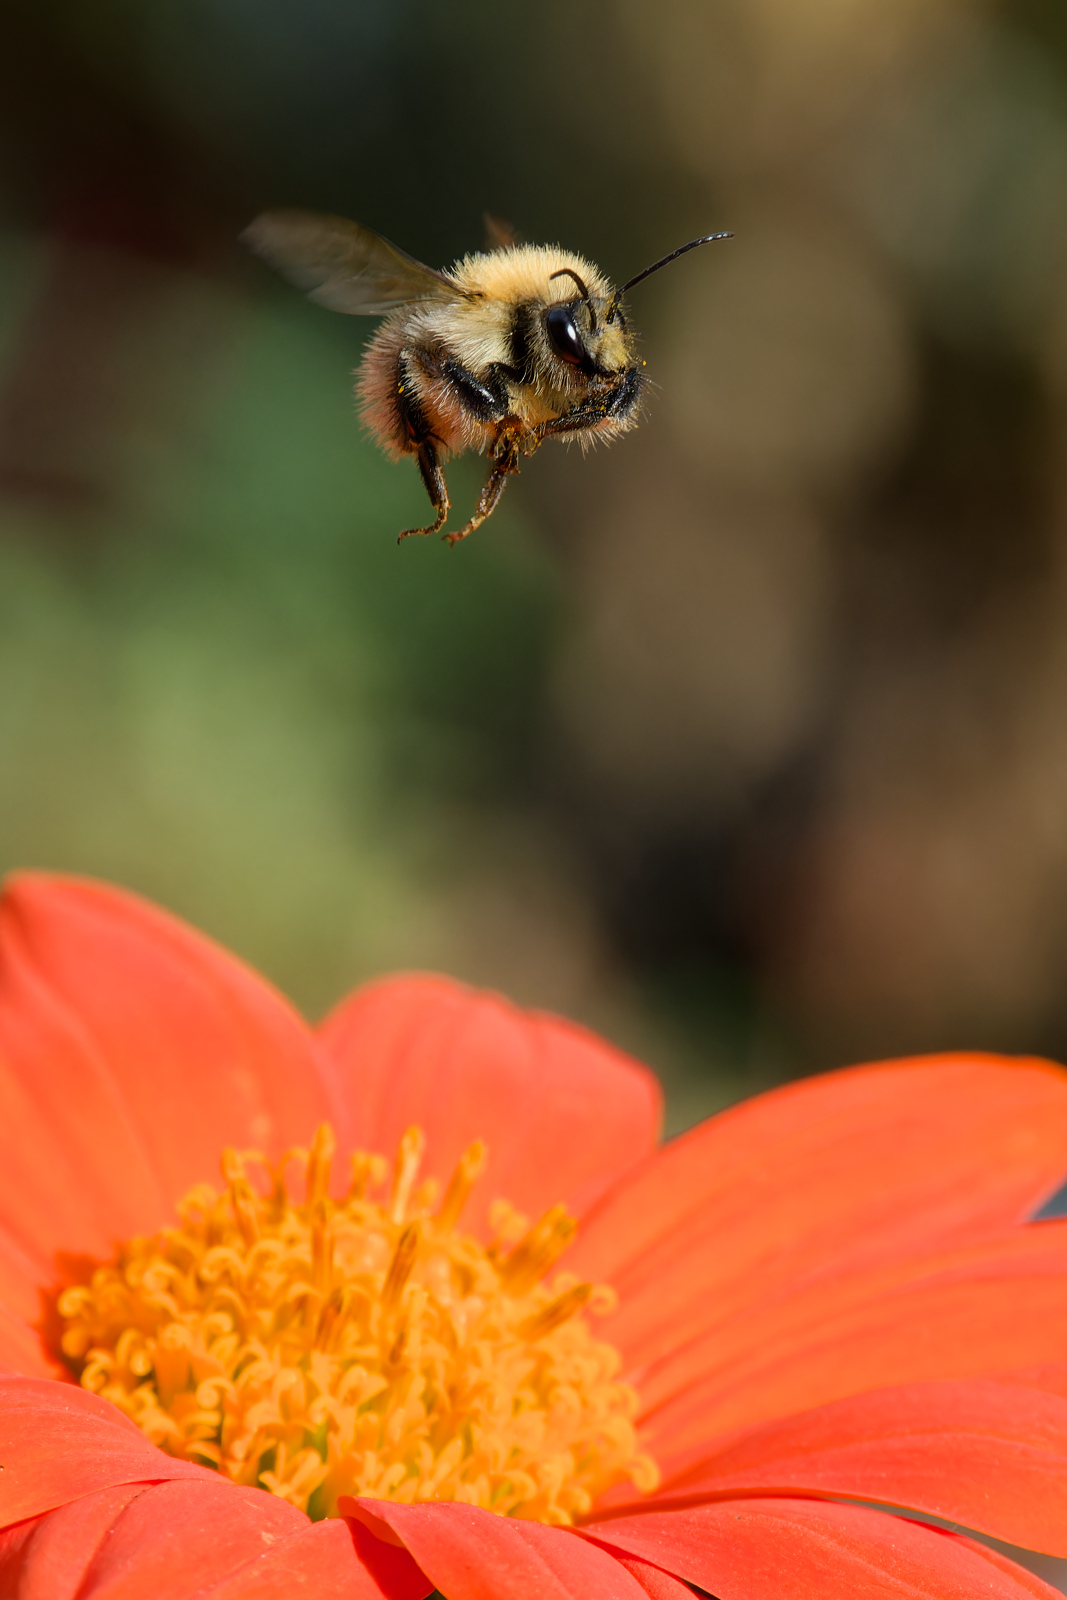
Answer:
xmin=605 ymin=231 xmax=733 ymax=323
xmin=550 ymin=267 xmax=597 ymax=330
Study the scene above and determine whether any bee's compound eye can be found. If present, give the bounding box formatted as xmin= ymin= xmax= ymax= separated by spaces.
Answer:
xmin=546 ymin=302 xmax=585 ymax=365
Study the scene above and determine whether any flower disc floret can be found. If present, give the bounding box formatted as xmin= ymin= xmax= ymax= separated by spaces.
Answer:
xmin=56 ymin=1124 xmax=658 ymax=1523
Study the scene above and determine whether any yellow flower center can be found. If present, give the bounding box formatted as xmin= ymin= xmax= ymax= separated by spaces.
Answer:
xmin=56 ymin=1125 xmax=658 ymax=1523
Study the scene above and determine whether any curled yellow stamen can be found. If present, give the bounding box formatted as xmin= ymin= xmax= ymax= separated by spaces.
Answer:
xmin=222 ymin=1149 xmax=260 ymax=1249
xmin=56 ymin=1128 xmax=658 ymax=1524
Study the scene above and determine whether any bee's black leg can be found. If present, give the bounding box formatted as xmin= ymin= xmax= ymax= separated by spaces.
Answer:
xmin=445 ymin=419 xmax=527 ymax=546
xmin=534 ymin=368 xmax=644 ymax=442
xmin=398 ymin=439 xmax=450 ymax=541
xmin=394 ymin=346 xmax=449 ymax=540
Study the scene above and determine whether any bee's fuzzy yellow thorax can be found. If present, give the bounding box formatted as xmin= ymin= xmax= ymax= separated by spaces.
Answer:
xmin=448 ymin=245 xmax=612 ymax=305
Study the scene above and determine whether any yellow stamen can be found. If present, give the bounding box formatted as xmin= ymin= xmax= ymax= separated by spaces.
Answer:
xmin=56 ymin=1128 xmax=657 ymax=1524
xmin=348 ymin=1150 xmax=387 ymax=1202
xmin=221 ymin=1149 xmax=260 ymax=1249
xmin=310 ymin=1199 xmax=333 ymax=1293
xmin=518 ymin=1282 xmax=593 ymax=1340
xmin=306 ymin=1123 xmax=335 ymax=1208
xmin=390 ymin=1126 xmax=425 ymax=1224
xmin=498 ymin=1203 xmax=578 ymax=1293
xmin=381 ymin=1222 xmax=419 ymax=1316
xmin=437 ymin=1138 xmax=486 ymax=1231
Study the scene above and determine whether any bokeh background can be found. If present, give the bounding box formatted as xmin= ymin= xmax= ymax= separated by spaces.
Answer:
xmin=5 ymin=0 xmax=1067 ymax=1148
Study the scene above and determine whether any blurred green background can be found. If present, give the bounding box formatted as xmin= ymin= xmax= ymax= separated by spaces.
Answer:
xmin=5 ymin=0 xmax=1067 ymax=1141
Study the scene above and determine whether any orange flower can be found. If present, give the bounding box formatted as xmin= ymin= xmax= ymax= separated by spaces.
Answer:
xmin=1 ymin=872 xmax=1067 ymax=1599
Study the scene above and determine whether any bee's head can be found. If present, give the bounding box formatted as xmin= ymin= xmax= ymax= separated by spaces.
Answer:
xmin=544 ymin=269 xmax=633 ymax=379
xmin=542 ymin=232 xmax=735 ymax=383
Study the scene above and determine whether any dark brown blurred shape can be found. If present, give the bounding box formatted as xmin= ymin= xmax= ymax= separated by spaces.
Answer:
xmin=0 ymin=6 xmax=236 ymax=514
xmin=539 ymin=0 xmax=1067 ymax=1069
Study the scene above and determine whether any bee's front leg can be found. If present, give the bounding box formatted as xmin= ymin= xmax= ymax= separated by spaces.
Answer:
xmin=445 ymin=417 xmax=530 ymax=546
xmin=533 ymin=368 xmax=644 ymax=442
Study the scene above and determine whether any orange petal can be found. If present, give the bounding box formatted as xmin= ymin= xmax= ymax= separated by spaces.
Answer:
xmin=319 ymin=976 xmax=661 ymax=1234
xmin=0 ymin=1271 xmax=59 ymax=1378
xmin=580 ymin=1500 xmax=1064 ymax=1600
xmin=342 ymin=1496 xmax=650 ymax=1600
xmin=634 ymin=1222 xmax=1067 ymax=1460
xmin=0 ymin=1482 xmax=147 ymax=1598
xmin=0 ymin=1479 xmax=304 ymax=1599
xmin=202 ymin=1519 xmax=432 ymax=1600
xmin=609 ymin=1555 xmax=697 ymax=1600
xmin=571 ymin=1055 xmax=1067 ymax=1350
xmin=0 ymin=874 xmax=333 ymax=1363
xmin=0 ymin=1480 xmax=430 ymax=1600
xmin=607 ymin=1378 xmax=1067 ymax=1556
xmin=0 ymin=1377 xmax=216 ymax=1527
xmin=990 ymin=1362 xmax=1067 ymax=1399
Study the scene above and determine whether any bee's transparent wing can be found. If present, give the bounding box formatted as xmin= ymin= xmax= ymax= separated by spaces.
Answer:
xmin=241 ymin=210 xmax=463 ymax=315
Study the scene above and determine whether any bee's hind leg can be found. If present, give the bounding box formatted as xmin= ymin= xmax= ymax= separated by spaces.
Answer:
xmin=398 ymin=440 xmax=450 ymax=542
xmin=445 ymin=420 xmax=526 ymax=547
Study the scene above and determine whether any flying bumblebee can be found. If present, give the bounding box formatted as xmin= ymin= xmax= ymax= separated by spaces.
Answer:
xmin=242 ymin=211 xmax=731 ymax=545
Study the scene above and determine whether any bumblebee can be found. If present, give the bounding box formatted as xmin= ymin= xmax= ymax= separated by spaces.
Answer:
xmin=242 ymin=211 xmax=731 ymax=545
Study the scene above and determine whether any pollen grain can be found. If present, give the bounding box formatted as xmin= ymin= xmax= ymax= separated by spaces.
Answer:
xmin=56 ymin=1125 xmax=658 ymax=1523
